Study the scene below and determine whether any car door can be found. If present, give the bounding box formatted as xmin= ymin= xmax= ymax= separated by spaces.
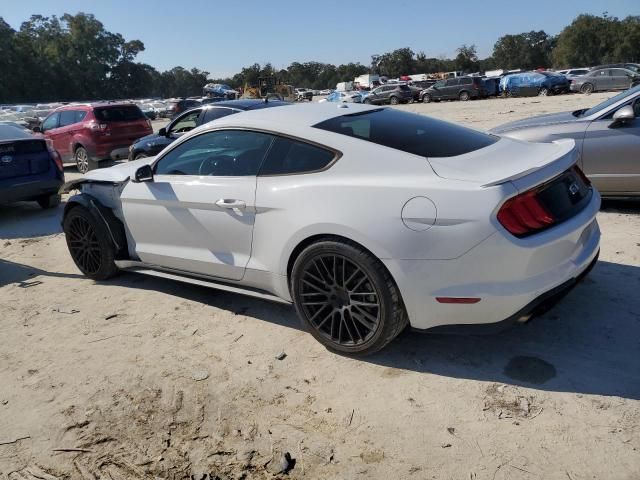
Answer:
xmin=582 ymin=98 xmax=640 ymax=194
xmin=443 ymin=79 xmax=459 ymax=99
xmin=55 ymin=110 xmax=83 ymax=160
xmin=41 ymin=112 xmax=64 ymax=158
xmin=610 ymin=69 xmax=631 ymax=89
xmin=120 ymin=129 xmax=274 ymax=280
xmin=430 ymin=80 xmax=446 ymax=99
xmin=594 ymin=70 xmax=611 ymax=90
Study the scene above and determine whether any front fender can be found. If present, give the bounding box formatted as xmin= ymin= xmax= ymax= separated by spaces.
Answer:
xmin=63 ymin=193 xmax=128 ymax=258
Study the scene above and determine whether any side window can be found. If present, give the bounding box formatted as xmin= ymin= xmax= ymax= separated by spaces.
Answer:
xmin=445 ymin=79 xmax=458 ymax=87
xmin=203 ymin=108 xmax=237 ymax=124
xmin=460 ymin=78 xmax=472 ymax=85
xmin=154 ymin=130 xmax=274 ymax=177
xmin=59 ymin=110 xmax=77 ymax=127
xmin=75 ymin=110 xmax=87 ymax=123
xmin=260 ymin=137 xmax=335 ymax=175
xmin=41 ymin=112 xmax=59 ymax=131
xmin=169 ymin=110 xmax=201 ymax=134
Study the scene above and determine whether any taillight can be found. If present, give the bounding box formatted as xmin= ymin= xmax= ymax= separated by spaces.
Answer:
xmin=146 ymin=119 xmax=152 ymax=129
xmin=45 ymin=139 xmax=63 ymax=172
xmin=87 ymin=121 xmax=108 ymax=131
xmin=497 ymin=189 xmax=556 ymax=237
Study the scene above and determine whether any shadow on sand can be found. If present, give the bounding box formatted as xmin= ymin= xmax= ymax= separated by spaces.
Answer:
xmin=103 ymin=259 xmax=640 ymax=400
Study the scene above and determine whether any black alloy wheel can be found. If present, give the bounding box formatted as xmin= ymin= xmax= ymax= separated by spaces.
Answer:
xmin=63 ymin=206 xmax=118 ymax=280
xmin=291 ymin=241 xmax=407 ymax=355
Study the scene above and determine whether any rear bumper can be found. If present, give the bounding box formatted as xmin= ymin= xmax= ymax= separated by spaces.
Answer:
xmin=420 ymin=249 xmax=599 ymax=334
xmin=384 ymin=189 xmax=601 ymax=330
xmin=0 ymin=177 xmax=63 ymax=203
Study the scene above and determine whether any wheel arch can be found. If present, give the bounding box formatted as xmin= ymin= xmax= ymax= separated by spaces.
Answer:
xmin=285 ymin=234 xmax=404 ymax=305
xmin=64 ymin=193 xmax=129 ymax=259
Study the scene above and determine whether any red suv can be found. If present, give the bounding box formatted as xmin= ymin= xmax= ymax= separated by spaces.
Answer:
xmin=38 ymin=103 xmax=153 ymax=173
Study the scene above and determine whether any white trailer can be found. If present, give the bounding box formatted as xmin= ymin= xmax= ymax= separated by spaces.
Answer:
xmin=353 ymin=74 xmax=380 ymax=89
xmin=336 ymin=81 xmax=354 ymax=92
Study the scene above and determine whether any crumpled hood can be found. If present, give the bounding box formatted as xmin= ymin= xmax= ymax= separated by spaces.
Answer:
xmin=60 ymin=157 xmax=155 ymax=192
xmin=491 ymin=111 xmax=580 ymax=134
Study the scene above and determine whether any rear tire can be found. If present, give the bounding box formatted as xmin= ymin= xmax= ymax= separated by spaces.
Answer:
xmin=422 ymin=94 xmax=431 ymax=103
xmin=291 ymin=240 xmax=408 ymax=355
xmin=459 ymin=91 xmax=470 ymax=101
xmin=363 ymin=98 xmax=372 ymax=104
xmin=63 ymin=205 xmax=118 ymax=280
xmin=37 ymin=193 xmax=61 ymax=209
xmin=538 ymin=87 xmax=549 ymax=96
xmin=389 ymin=96 xmax=399 ymax=105
xmin=580 ymin=83 xmax=594 ymax=95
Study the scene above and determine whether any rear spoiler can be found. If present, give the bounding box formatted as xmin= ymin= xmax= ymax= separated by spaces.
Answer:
xmin=482 ymin=139 xmax=578 ymax=188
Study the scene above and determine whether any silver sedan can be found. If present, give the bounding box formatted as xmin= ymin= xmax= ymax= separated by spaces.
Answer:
xmin=492 ymin=85 xmax=640 ymax=197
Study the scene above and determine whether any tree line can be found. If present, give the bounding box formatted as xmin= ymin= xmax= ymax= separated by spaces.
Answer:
xmin=1 ymin=12 xmax=639 ymax=103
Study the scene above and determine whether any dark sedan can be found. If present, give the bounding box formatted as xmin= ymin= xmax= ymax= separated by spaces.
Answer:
xmin=0 ymin=124 xmax=64 ymax=208
xmin=128 ymin=99 xmax=291 ymax=160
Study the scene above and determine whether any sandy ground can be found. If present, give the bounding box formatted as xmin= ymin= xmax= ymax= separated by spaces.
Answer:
xmin=1 ymin=92 xmax=640 ymax=480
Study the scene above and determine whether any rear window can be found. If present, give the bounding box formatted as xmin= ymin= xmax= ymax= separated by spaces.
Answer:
xmin=0 ymin=125 xmax=33 ymax=141
xmin=313 ymin=108 xmax=498 ymax=158
xmin=0 ymin=139 xmax=46 ymax=154
xmin=94 ymin=106 xmax=145 ymax=122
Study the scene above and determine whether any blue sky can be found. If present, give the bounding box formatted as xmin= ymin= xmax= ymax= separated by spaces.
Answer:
xmin=2 ymin=0 xmax=637 ymax=78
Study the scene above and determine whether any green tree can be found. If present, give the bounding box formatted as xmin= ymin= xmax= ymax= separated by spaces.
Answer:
xmin=552 ymin=14 xmax=631 ymax=67
xmin=492 ymin=31 xmax=554 ymax=69
xmin=455 ymin=44 xmax=478 ymax=72
xmin=377 ymin=48 xmax=416 ymax=78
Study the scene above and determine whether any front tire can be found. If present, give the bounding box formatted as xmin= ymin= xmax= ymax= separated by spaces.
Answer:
xmin=63 ymin=206 xmax=118 ymax=280
xmin=363 ymin=98 xmax=372 ymax=104
xmin=538 ymin=87 xmax=549 ymax=96
xmin=422 ymin=94 xmax=431 ymax=103
xmin=134 ymin=153 xmax=148 ymax=160
xmin=459 ymin=91 xmax=470 ymax=101
xmin=291 ymin=240 xmax=408 ymax=355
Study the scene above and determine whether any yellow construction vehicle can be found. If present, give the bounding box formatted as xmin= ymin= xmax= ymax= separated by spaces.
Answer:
xmin=241 ymin=76 xmax=296 ymax=102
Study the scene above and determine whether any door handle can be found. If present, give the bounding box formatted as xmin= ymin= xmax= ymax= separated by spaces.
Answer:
xmin=215 ymin=199 xmax=246 ymax=209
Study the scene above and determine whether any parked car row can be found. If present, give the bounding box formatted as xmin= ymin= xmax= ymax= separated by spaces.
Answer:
xmin=4 ymin=78 xmax=639 ymax=354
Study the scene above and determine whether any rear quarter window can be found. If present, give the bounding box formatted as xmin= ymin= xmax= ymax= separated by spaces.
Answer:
xmin=460 ymin=78 xmax=472 ymax=85
xmin=313 ymin=108 xmax=498 ymax=158
xmin=260 ymin=137 xmax=335 ymax=175
xmin=94 ymin=106 xmax=145 ymax=122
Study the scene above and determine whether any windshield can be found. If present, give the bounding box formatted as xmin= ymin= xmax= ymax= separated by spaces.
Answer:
xmin=580 ymin=85 xmax=640 ymax=117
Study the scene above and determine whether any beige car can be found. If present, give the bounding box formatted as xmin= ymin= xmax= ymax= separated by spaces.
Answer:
xmin=492 ymin=85 xmax=640 ymax=197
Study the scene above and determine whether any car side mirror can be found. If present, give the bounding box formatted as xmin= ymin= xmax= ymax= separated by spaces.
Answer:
xmin=133 ymin=164 xmax=153 ymax=183
xmin=158 ymin=127 xmax=167 ymax=137
xmin=32 ymin=126 xmax=42 ymax=133
xmin=610 ymin=105 xmax=635 ymax=127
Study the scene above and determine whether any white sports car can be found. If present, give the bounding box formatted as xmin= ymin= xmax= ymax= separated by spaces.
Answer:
xmin=61 ymin=103 xmax=600 ymax=354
